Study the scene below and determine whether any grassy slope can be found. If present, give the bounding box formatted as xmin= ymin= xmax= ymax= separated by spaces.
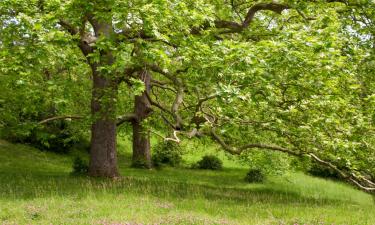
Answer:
xmin=0 ymin=139 xmax=374 ymax=225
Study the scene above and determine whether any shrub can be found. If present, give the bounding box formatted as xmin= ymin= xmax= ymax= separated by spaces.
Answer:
xmin=71 ymin=156 xmax=89 ymax=175
xmin=291 ymin=156 xmax=342 ymax=180
xmin=307 ymin=162 xmax=341 ymax=180
xmin=152 ymin=141 xmax=183 ymax=167
xmin=195 ymin=155 xmax=223 ymax=170
xmin=2 ymin=119 xmax=83 ymax=154
xmin=239 ymin=150 xmax=291 ymax=176
xmin=131 ymin=158 xmax=152 ymax=169
xmin=244 ymin=169 xmax=265 ymax=183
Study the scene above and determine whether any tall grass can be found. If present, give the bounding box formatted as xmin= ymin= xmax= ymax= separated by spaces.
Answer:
xmin=0 ymin=139 xmax=374 ymax=224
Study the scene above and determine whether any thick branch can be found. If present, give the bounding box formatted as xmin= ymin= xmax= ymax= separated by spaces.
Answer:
xmin=116 ymin=113 xmax=137 ymax=126
xmin=242 ymin=3 xmax=290 ymax=28
xmin=210 ymin=128 xmax=299 ymax=156
xmin=58 ymin=20 xmax=78 ymax=35
xmin=195 ymin=2 xmax=289 ymax=33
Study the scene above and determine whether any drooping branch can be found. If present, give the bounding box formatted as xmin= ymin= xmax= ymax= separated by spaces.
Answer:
xmin=208 ymin=128 xmax=375 ymax=193
xmin=148 ymin=64 xmax=186 ymax=129
xmin=209 ymin=128 xmax=300 ymax=156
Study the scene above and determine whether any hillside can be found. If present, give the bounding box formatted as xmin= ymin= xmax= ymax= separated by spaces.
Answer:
xmin=0 ymin=139 xmax=374 ymax=225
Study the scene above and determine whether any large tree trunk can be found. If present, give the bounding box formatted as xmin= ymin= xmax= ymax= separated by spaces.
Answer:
xmin=88 ymin=70 xmax=119 ymax=177
xmin=88 ymin=20 xmax=119 ymax=177
xmin=132 ymin=70 xmax=152 ymax=168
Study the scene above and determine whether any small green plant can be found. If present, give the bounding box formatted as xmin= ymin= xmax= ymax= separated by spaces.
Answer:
xmin=131 ymin=158 xmax=152 ymax=169
xmin=71 ymin=156 xmax=89 ymax=175
xmin=152 ymin=141 xmax=183 ymax=167
xmin=195 ymin=155 xmax=223 ymax=170
xmin=244 ymin=169 xmax=265 ymax=183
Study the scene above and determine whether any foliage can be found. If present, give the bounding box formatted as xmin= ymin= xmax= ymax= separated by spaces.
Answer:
xmin=239 ymin=150 xmax=291 ymax=176
xmin=71 ymin=156 xmax=89 ymax=175
xmin=244 ymin=169 xmax=265 ymax=183
xmin=0 ymin=122 xmax=86 ymax=155
xmin=291 ymin=156 xmax=342 ymax=180
xmin=0 ymin=0 xmax=374 ymax=190
xmin=152 ymin=141 xmax=183 ymax=167
xmin=194 ymin=155 xmax=223 ymax=170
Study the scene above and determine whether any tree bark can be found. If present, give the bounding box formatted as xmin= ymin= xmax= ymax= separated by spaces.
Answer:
xmin=88 ymin=20 xmax=119 ymax=178
xmin=88 ymin=68 xmax=119 ymax=177
xmin=131 ymin=70 xmax=152 ymax=168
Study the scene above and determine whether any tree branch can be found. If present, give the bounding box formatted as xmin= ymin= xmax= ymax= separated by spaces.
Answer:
xmin=116 ymin=113 xmax=137 ymax=126
xmin=192 ymin=2 xmax=289 ymax=34
xmin=38 ymin=115 xmax=83 ymax=124
xmin=209 ymin=128 xmax=375 ymax=193
xmin=58 ymin=20 xmax=78 ymax=35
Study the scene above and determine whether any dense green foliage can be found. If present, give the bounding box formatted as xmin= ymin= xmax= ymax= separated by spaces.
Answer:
xmin=194 ymin=155 xmax=223 ymax=170
xmin=152 ymin=141 xmax=183 ymax=167
xmin=0 ymin=0 xmax=374 ymax=191
xmin=244 ymin=169 xmax=265 ymax=183
xmin=71 ymin=156 xmax=89 ymax=175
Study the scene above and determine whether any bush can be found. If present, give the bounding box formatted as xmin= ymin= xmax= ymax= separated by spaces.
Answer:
xmin=152 ymin=141 xmax=183 ymax=167
xmin=307 ymin=163 xmax=341 ymax=180
xmin=71 ymin=156 xmax=89 ymax=175
xmin=239 ymin=150 xmax=291 ymax=176
xmin=244 ymin=169 xmax=265 ymax=183
xmin=131 ymin=158 xmax=152 ymax=169
xmin=291 ymin=156 xmax=342 ymax=180
xmin=195 ymin=155 xmax=223 ymax=170
xmin=2 ymin=119 xmax=83 ymax=154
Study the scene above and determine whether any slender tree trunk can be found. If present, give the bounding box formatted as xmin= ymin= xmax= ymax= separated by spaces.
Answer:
xmin=132 ymin=70 xmax=152 ymax=168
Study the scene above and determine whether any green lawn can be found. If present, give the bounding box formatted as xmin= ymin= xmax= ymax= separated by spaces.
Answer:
xmin=0 ymin=139 xmax=374 ymax=225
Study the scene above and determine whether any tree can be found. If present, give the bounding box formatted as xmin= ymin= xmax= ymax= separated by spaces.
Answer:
xmin=131 ymin=70 xmax=152 ymax=168
xmin=1 ymin=0 xmax=375 ymax=195
xmin=140 ymin=1 xmax=375 ymax=192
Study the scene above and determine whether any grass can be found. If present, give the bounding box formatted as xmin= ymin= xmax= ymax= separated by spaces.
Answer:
xmin=0 ymin=139 xmax=374 ymax=225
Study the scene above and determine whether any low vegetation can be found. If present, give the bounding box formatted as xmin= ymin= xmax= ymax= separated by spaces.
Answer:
xmin=0 ymin=140 xmax=374 ymax=225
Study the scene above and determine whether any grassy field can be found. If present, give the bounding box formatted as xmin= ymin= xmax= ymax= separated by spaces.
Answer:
xmin=0 ymin=139 xmax=374 ymax=225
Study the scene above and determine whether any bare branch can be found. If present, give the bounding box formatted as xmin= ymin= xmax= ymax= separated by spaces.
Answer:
xmin=38 ymin=115 xmax=83 ymax=124
xmin=164 ymin=130 xmax=181 ymax=143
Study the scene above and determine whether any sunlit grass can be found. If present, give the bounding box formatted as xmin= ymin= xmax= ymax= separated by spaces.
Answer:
xmin=0 ymin=139 xmax=374 ymax=224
